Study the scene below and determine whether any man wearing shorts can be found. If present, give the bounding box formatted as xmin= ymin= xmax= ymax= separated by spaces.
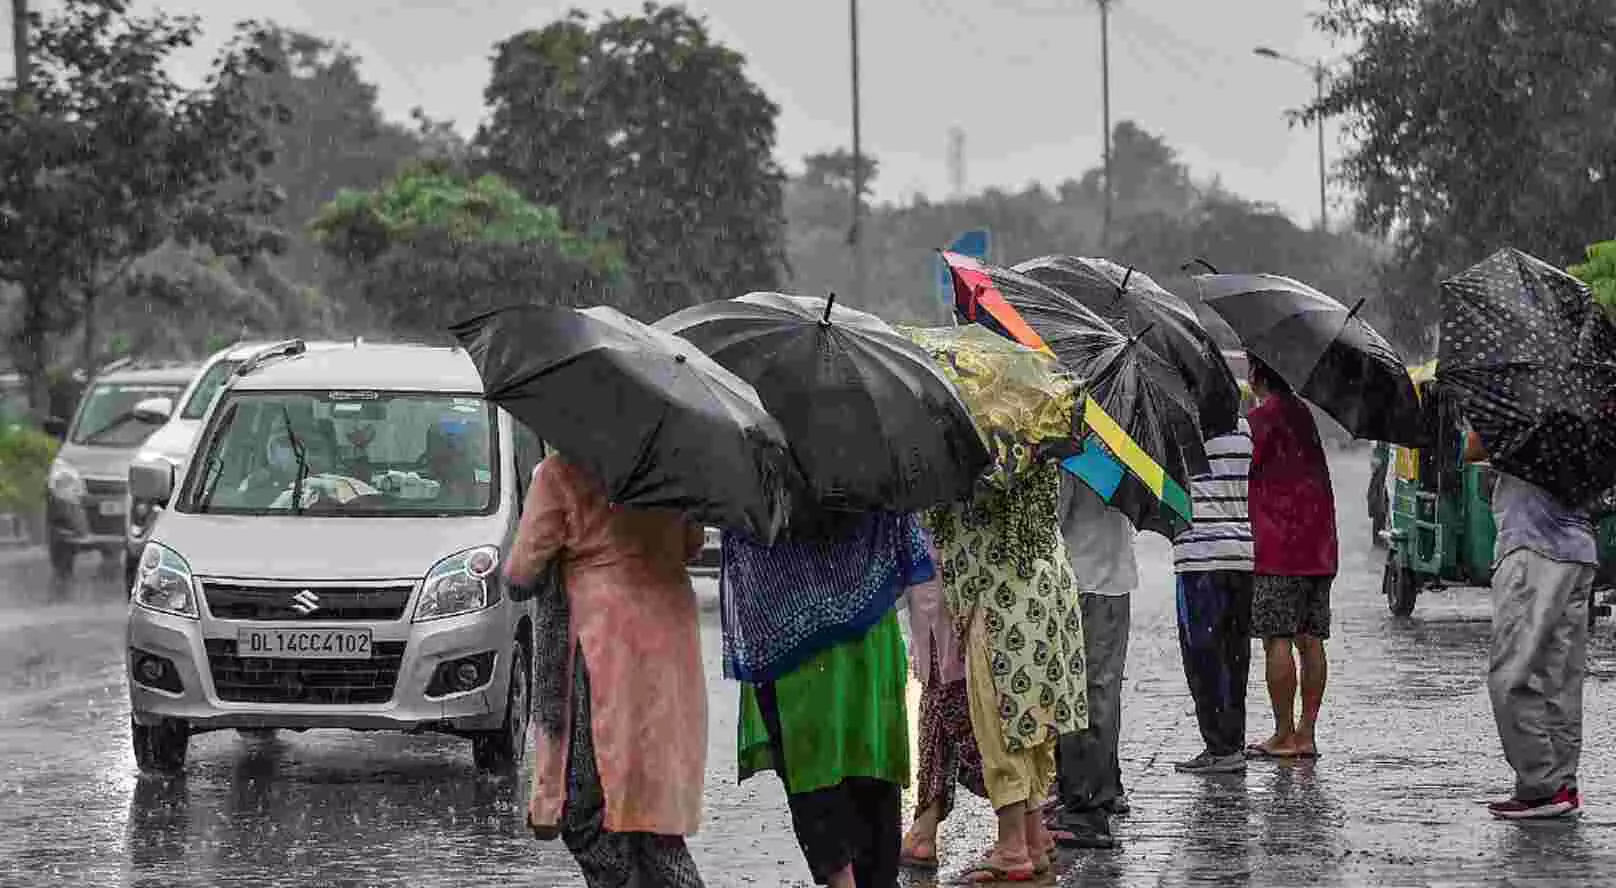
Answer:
xmin=1245 ymin=356 xmax=1338 ymax=759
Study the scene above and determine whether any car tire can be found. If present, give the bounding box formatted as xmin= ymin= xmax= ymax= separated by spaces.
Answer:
xmin=132 ymin=717 xmax=189 ymax=774
xmin=1383 ymin=554 xmax=1419 ymax=617
xmin=473 ymin=641 xmax=531 ymax=775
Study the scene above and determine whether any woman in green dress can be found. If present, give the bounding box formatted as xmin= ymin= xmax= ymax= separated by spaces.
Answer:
xmin=724 ymin=509 xmax=934 ymax=888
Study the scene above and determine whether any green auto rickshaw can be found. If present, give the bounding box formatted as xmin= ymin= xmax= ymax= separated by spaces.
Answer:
xmin=1377 ymin=364 xmax=1616 ymax=619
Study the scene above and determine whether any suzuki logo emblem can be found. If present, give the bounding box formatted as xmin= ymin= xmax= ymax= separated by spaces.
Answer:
xmin=290 ymin=590 xmax=320 ymax=616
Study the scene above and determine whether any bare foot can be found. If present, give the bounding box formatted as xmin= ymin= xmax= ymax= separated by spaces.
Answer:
xmin=1250 ymin=733 xmax=1293 ymax=755
xmin=1269 ymin=734 xmax=1317 ymax=758
xmin=900 ymin=828 xmax=937 ymax=865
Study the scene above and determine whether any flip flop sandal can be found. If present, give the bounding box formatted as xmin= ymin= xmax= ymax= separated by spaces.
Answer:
xmin=1034 ymin=851 xmax=1054 ymax=875
xmin=1244 ymin=744 xmax=1280 ymax=758
xmin=957 ymin=859 xmax=1037 ymax=883
xmin=901 ymin=849 xmax=940 ymax=869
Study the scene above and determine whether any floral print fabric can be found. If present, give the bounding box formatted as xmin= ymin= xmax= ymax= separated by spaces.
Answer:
xmin=925 ymin=462 xmax=1088 ymax=753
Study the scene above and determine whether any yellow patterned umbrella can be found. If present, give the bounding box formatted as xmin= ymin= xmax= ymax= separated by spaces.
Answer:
xmin=898 ymin=324 xmax=1077 ymax=483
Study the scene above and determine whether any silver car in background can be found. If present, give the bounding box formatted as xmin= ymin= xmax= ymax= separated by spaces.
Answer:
xmin=124 ymin=340 xmax=351 ymax=591
xmin=125 ymin=341 xmax=546 ymax=775
xmin=46 ymin=360 xmax=198 ymax=586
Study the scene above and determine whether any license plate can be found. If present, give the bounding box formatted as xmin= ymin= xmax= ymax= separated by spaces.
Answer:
xmin=237 ymin=628 xmax=372 ymax=659
xmin=98 ymin=499 xmax=126 ymax=517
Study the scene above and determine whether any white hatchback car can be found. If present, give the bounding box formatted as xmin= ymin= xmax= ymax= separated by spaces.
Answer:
xmin=125 ymin=341 xmax=546 ymax=774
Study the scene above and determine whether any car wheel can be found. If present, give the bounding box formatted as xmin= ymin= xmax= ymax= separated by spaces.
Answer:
xmin=1383 ymin=554 xmax=1419 ymax=617
xmin=473 ymin=642 xmax=531 ymax=775
xmin=131 ymin=717 xmax=189 ymax=774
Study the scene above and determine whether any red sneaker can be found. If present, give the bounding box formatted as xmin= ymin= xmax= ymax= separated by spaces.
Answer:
xmin=1488 ymin=786 xmax=1579 ymax=820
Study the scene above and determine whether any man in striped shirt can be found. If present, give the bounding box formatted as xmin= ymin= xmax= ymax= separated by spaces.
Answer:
xmin=1172 ymin=419 xmax=1255 ymax=774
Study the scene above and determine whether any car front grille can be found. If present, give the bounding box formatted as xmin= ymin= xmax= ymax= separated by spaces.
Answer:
xmin=201 ymin=582 xmax=414 ymax=621
xmin=204 ymin=639 xmax=406 ymax=704
xmin=84 ymin=478 xmax=126 ymax=497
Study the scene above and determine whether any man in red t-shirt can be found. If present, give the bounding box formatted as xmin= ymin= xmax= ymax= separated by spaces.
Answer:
xmin=1244 ymin=356 xmax=1339 ymax=759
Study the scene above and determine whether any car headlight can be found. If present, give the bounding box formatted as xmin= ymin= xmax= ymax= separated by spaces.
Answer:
xmin=413 ymin=546 xmax=502 ymax=622
xmin=132 ymin=543 xmax=199 ymax=619
xmin=48 ymin=461 xmax=85 ymax=501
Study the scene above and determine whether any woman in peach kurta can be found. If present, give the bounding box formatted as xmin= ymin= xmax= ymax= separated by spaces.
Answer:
xmin=506 ymin=454 xmax=708 ymax=887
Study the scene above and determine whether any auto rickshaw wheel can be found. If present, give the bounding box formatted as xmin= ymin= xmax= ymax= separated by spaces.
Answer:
xmin=1382 ymin=554 xmax=1419 ymax=617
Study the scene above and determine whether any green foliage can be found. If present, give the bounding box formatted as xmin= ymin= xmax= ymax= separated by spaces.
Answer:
xmin=310 ymin=164 xmax=624 ymax=339
xmin=478 ymin=3 xmax=786 ymax=316
xmin=1568 ymin=241 xmax=1616 ymax=320
xmin=0 ymin=424 xmax=59 ymax=518
xmin=0 ymin=0 xmax=286 ymax=409
xmin=1309 ymin=0 xmax=1616 ymax=353
xmin=311 ymin=165 xmax=623 ymax=274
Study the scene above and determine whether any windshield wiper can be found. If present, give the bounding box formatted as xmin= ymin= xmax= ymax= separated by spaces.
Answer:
xmin=196 ymin=402 xmax=240 ymax=514
xmin=80 ymin=411 xmax=145 ymax=445
xmin=280 ymin=406 xmax=311 ymax=516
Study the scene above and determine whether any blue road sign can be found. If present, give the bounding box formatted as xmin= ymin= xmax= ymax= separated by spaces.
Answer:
xmin=937 ymin=229 xmax=991 ymax=311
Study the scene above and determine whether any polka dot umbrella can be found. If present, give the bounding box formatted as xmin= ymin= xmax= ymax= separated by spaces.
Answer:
xmin=1438 ymin=248 xmax=1616 ymax=510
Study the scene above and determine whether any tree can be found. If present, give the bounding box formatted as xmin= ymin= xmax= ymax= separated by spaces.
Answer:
xmin=239 ymin=26 xmax=426 ymax=287
xmin=1310 ymin=0 xmax=1616 ymax=352
xmin=310 ymin=162 xmax=624 ymax=339
xmin=477 ymin=3 xmax=786 ymax=318
xmin=0 ymin=0 xmax=283 ymax=415
xmin=1071 ymin=121 xmax=1199 ymax=219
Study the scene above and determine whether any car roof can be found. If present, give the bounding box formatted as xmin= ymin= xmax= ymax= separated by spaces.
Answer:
xmin=232 ymin=344 xmax=484 ymax=393
xmin=211 ymin=339 xmax=354 ymax=363
xmin=91 ymin=363 xmax=199 ymax=386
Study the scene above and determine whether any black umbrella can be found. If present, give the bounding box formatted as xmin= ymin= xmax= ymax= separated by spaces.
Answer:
xmin=944 ymin=253 xmax=1209 ymax=537
xmin=1191 ymin=272 xmax=1425 ymax=446
xmin=1438 ymin=248 xmax=1616 ymax=509
xmin=449 ymin=304 xmax=795 ymax=543
xmin=1015 ymin=255 xmax=1242 ymax=438
xmin=656 ymin=292 xmax=991 ymax=513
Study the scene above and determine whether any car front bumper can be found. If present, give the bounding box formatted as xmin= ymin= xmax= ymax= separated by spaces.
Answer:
xmin=127 ymin=602 xmax=516 ymax=734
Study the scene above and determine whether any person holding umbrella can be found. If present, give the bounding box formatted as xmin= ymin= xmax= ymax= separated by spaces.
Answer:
xmin=727 ymin=508 xmax=933 ymax=888
xmin=1440 ymin=248 xmax=1616 ymax=819
xmin=453 ymin=303 xmax=799 ymax=887
xmin=1463 ymin=429 xmax=1596 ymax=819
xmin=1245 ymin=355 xmax=1338 ymax=760
xmin=505 ymin=453 xmax=710 ymax=886
xmin=906 ymin=324 xmax=1088 ymax=883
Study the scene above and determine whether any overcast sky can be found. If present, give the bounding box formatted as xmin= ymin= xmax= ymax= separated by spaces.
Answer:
xmin=5 ymin=0 xmax=1349 ymax=226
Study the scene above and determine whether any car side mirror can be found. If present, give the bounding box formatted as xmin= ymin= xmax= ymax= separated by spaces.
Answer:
xmin=132 ymin=396 xmax=174 ymax=426
xmin=41 ymin=416 xmax=67 ymax=438
xmin=129 ymin=461 xmax=175 ymax=506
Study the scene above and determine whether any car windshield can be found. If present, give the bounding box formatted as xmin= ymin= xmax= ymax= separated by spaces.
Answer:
xmin=185 ymin=390 xmax=497 ymax=517
xmin=180 ymin=359 xmax=243 ymax=420
xmin=68 ymin=382 xmax=183 ymax=447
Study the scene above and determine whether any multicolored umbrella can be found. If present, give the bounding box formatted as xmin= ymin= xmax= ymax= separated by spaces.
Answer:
xmin=1015 ymin=255 xmax=1242 ymax=438
xmin=1438 ymin=248 xmax=1616 ymax=509
xmin=939 ymin=254 xmax=1202 ymax=536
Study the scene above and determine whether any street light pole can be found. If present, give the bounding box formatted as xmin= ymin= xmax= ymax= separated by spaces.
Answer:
xmin=1254 ymin=46 xmax=1328 ymax=232
xmin=11 ymin=0 xmax=29 ymax=105
xmin=1313 ymin=62 xmax=1326 ymax=232
xmin=849 ymin=0 xmax=866 ymax=299
xmin=1097 ymin=0 xmax=1113 ymax=249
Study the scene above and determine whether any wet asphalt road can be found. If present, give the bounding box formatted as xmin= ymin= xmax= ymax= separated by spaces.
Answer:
xmin=4 ymin=450 xmax=1616 ymax=887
